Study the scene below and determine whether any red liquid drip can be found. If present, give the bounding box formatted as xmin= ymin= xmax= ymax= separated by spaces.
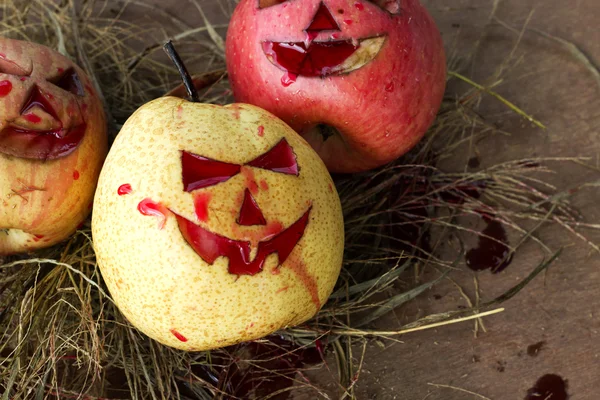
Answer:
xmin=344 ymin=19 xmax=353 ymax=25
xmin=263 ymin=40 xmax=358 ymax=77
xmin=247 ymin=138 xmax=299 ymax=175
xmin=306 ymin=2 xmax=340 ymax=32
xmin=138 ymin=198 xmax=168 ymax=229
xmin=385 ymin=81 xmax=395 ymax=92
xmin=181 ymin=151 xmax=241 ymax=192
xmin=117 ymin=183 xmax=133 ymax=195
xmin=73 ymin=170 xmax=80 ymax=180
xmin=257 ymin=125 xmax=265 ymax=136
xmin=170 ymin=329 xmax=188 ymax=342
xmin=176 ymin=208 xmax=311 ymax=276
xmin=355 ymin=2 xmax=364 ymax=10
xmin=465 ymin=214 xmax=512 ymax=273
xmin=0 ymin=122 xmax=86 ymax=160
xmin=237 ymin=189 xmax=266 ymax=226
xmin=53 ymin=68 xmax=84 ymax=96
xmin=33 ymin=234 xmax=44 ymax=242
xmin=24 ymin=113 xmax=41 ymax=123
xmin=0 ymin=80 xmax=12 ymax=97
xmin=525 ymin=375 xmax=568 ymax=400
xmin=194 ymin=192 xmax=211 ymax=222
xmin=281 ymin=71 xmax=298 ymax=87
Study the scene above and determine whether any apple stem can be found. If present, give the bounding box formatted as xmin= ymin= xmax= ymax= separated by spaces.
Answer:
xmin=163 ymin=40 xmax=200 ymax=102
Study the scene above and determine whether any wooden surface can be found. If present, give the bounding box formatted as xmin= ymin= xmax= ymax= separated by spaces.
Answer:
xmin=346 ymin=1 xmax=600 ymax=399
xmin=148 ymin=0 xmax=600 ymax=398
xmin=103 ymin=0 xmax=600 ymax=398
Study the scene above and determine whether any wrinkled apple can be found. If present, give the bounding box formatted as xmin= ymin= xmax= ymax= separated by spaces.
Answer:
xmin=226 ymin=0 xmax=446 ymax=172
xmin=0 ymin=38 xmax=107 ymax=255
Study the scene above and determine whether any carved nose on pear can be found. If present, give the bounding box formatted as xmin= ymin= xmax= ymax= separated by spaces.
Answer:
xmin=237 ymin=188 xmax=267 ymax=226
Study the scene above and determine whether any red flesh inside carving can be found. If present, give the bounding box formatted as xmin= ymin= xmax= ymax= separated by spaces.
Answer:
xmin=181 ymin=151 xmax=241 ymax=192
xmin=262 ymin=2 xmax=362 ymax=77
xmin=238 ymin=189 xmax=267 ymax=226
xmin=0 ymin=72 xmax=87 ymax=160
xmin=182 ymin=138 xmax=298 ymax=192
xmin=176 ymin=208 xmax=311 ymax=276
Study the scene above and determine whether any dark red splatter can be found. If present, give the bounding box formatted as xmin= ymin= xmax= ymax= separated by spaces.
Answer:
xmin=72 ymin=170 xmax=80 ymax=180
xmin=247 ymin=138 xmax=299 ymax=175
xmin=237 ymin=189 xmax=266 ymax=226
xmin=257 ymin=125 xmax=265 ymax=136
xmin=466 ymin=214 xmax=512 ymax=274
xmin=306 ymin=2 xmax=340 ymax=32
xmin=194 ymin=192 xmax=212 ymax=222
xmin=260 ymin=179 xmax=269 ymax=191
xmin=170 ymin=329 xmax=188 ymax=342
xmin=241 ymin=167 xmax=259 ymax=195
xmin=181 ymin=151 xmax=241 ymax=192
xmin=117 ymin=184 xmax=133 ymax=196
xmin=355 ymin=2 xmax=364 ymax=10
xmin=527 ymin=341 xmax=546 ymax=357
xmin=343 ymin=19 xmax=353 ymax=25
xmin=175 ymin=208 xmax=311 ymax=276
xmin=0 ymin=80 xmax=12 ymax=97
xmin=188 ymin=336 xmax=323 ymax=400
xmin=138 ymin=198 xmax=169 ymax=229
xmin=525 ymin=374 xmax=568 ymax=400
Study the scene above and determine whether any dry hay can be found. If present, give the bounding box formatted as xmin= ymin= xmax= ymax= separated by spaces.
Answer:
xmin=0 ymin=0 xmax=598 ymax=399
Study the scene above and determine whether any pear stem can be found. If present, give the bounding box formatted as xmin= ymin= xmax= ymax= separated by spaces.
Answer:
xmin=163 ymin=40 xmax=200 ymax=102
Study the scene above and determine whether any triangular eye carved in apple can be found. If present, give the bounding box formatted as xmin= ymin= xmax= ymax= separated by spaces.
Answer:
xmin=305 ymin=2 xmax=340 ymax=32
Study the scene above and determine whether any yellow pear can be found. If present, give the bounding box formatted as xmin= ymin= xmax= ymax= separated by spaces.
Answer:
xmin=92 ymin=95 xmax=344 ymax=350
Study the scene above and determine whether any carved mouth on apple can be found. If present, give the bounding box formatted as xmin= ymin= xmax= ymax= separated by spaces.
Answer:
xmin=175 ymin=207 xmax=311 ymax=276
xmin=0 ymin=85 xmax=86 ymax=160
xmin=262 ymin=36 xmax=386 ymax=80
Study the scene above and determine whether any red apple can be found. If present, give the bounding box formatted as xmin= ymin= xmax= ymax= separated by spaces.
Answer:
xmin=0 ymin=38 xmax=107 ymax=255
xmin=226 ymin=0 xmax=446 ymax=173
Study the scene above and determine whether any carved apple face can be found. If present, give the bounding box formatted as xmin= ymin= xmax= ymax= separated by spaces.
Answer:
xmin=0 ymin=39 xmax=107 ymax=255
xmin=92 ymin=98 xmax=344 ymax=351
xmin=226 ymin=0 xmax=446 ymax=172
xmin=0 ymin=41 xmax=96 ymax=160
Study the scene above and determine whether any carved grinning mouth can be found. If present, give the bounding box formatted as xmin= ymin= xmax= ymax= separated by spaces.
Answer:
xmin=175 ymin=207 xmax=311 ymax=276
xmin=262 ymin=36 xmax=386 ymax=77
xmin=261 ymin=1 xmax=386 ymax=79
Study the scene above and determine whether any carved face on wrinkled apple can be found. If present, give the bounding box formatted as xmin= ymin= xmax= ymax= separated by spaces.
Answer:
xmin=226 ymin=0 xmax=446 ymax=172
xmin=0 ymin=38 xmax=107 ymax=255
xmin=92 ymin=96 xmax=344 ymax=351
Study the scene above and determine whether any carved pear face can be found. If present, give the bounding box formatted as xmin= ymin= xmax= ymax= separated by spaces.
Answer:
xmin=92 ymin=98 xmax=344 ymax=351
